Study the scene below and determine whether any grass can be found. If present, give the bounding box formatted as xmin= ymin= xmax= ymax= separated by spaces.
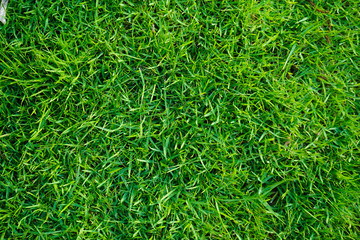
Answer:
xmin=0 ymin=0 xmax=360 ymax=239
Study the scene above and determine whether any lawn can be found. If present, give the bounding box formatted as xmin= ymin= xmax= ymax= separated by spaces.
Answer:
xmin=1 ymin=0 xmax=360 ymax=239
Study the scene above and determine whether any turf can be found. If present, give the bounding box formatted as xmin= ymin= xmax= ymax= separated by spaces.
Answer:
xmin=1 ymin=0 xmax=360 ymax=239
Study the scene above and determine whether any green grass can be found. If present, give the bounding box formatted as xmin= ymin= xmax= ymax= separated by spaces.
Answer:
xmin=1 ymin=0 xmax=360 ymax=239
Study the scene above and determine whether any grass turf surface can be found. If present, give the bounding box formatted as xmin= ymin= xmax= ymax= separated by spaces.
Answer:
xmin=1 ymin=0 xmax=360 ymax=239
